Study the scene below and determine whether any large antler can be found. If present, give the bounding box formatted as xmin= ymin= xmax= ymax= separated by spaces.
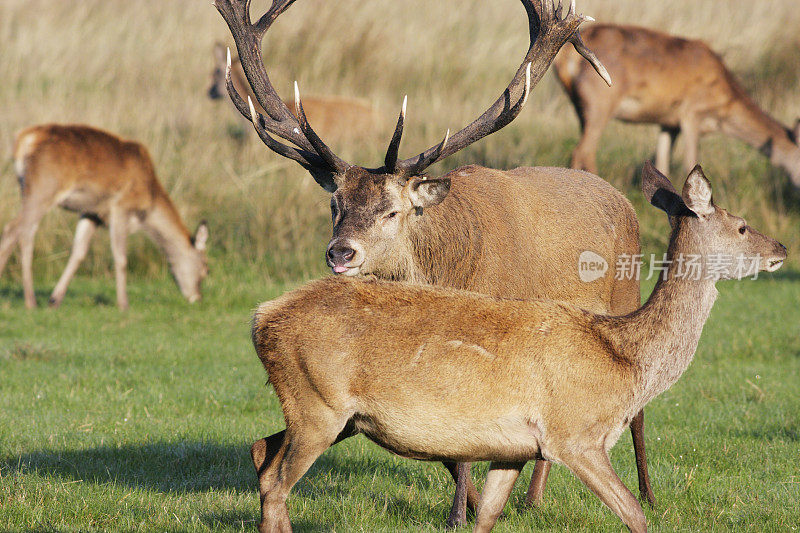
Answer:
xmin=386 ymin=0 xmax=610 ymax=178
xmin=214 ymin=0 xmax=349 ymax=191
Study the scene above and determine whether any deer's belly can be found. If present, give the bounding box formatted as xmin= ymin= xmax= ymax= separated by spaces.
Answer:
xmin=616 ymin=96 xmax=681 ymax=126
xmin=57 ymin=188 xmax=110 ymax=216
xmin=353 ymin=412 xmax=542 ymax=463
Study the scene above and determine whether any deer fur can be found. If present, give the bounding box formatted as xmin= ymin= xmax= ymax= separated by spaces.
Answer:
xmin=554 ymin=24 xmax=800 ymax=186
xmin=248 ymin=162 xmax=786 ymax=532
xmin=213 ymin=0 xmax=653 ymax=523
xmin=0 ymin=124 xmax=209 ymax=309
xmin=329 ymin=164 xmax=640 ymax=313
xmin=208 ymin=43 xmax=379 ymax=140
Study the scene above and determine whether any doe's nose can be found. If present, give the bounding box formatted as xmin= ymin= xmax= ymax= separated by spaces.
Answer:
xmin=327 ymin=244 xmax=355 ymax=266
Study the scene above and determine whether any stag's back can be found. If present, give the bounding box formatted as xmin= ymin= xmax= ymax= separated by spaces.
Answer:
xmin=415 ymin=165 xmax=640 ymax=314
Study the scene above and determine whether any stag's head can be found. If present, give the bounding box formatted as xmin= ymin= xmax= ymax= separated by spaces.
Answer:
xmin=642 ymin=162 xmax=786 ymax=280
xmin=214 ymin=0 xmax=610 ymax=276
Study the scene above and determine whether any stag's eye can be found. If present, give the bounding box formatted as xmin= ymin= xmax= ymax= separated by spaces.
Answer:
xmin=738 ymin=225 xmax=747 ymax=235
xmin=384 ymin=211 xmax=399 ymax=221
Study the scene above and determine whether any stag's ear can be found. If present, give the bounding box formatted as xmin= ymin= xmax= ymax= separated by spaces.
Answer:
xmin=641 ymin=161 xmax=694 ymax=220
xmin=213 ymin=42 xmax=226 ymax=64
xmin=311 ymin=169 xmax=338 ymax=193
xmin=682 ymin=165 xmax=715 ymax=217
xmin=406 ymin=177 xmax=451 ymax=208
xmin=193 ymin=221 xmax=209 ymax=251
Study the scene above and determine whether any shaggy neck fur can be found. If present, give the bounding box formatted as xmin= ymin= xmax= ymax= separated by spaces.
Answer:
xmin=406 ymin=190 xmax=484 ymax=289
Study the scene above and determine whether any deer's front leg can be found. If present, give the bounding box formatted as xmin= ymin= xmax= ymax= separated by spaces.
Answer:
xmin=108 ymin=209 xmax=129 ymax=310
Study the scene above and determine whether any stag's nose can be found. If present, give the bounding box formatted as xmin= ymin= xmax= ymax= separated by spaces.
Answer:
xmin=208 ymin=86 xmax=221 ymax=100
xmin=327 ymin=245 xmax=356 ymax=274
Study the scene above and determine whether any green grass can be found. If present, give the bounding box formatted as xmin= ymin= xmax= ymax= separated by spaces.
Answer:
xmin=1 ymin=270 xmax=798 ymax=532
xmin=2 ymin=0 xmax=800 ymax=530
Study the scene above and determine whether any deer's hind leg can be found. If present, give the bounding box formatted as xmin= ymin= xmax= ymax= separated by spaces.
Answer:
xmin=561 ymin=448 xmax=647 ymax=533
xmin=254 ymin=409 xmax=350 ymax=533
xmin=444 ymin=461 xmax=481 ymax=528
xmin=474 ymin=461 xmax=524 ymax=533
xmin=17 ymin=196 xmax=56 ymax=309
xmin=0 ymin=212 xmax=23 ymax=280
xmin=49 ymin=215 xmax=99 ymax=307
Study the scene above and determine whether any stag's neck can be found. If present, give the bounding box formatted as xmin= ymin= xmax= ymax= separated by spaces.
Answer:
xmin=142 ymin=194 xmax=195 ymax=269
xmin=720 ymin=90 xmax=800 ymax=180
xmin=405 ymin=191 xmax=483 ymax=289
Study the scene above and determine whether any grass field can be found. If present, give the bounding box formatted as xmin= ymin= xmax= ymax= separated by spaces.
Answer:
xmin=1 ymin=0 xmax=799 ymax=531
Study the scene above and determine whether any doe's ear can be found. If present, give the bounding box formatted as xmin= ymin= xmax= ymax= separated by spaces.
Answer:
xmin=792 ymin=118 xmax=800 ymax=144
xmin=194 ymin=221 xmax=209 ymax=251
xmin=641 ymin=161 xmax=693 ymax=218
xmin=681 ymin=165 xmax=714 ymax=217
xmin=406 ymin=177 xmax=451 ymax=208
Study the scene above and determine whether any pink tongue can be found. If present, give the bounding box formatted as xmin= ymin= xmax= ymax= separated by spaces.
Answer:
xmin=332 ymin=265 xmax=348 ymax=273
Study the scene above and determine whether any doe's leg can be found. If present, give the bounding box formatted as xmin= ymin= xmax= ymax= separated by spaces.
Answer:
xmin=108 ymin=209 xmax=129 ymax=310
xmin=524 ymin=459 xmax=552 ymax=507
xmin=444 ymin=461 xmax=480 ymax=528
xmin=630 ymin=409 xmax=655 ymax=506
xmin=570 ymin=95 xmax=615 ymax=174
xmin=49 ymin=216 xmax=98 ymax=307
xmin=680 ymin=117 xmax=700 ymax=173
xmin=18 ymin=201 xmax=51 ymax=309
xmin=0 ymin=214 xmax=24 ymax=279
xmin=473 ymin=461 xmax=524 ymax=533
xmin=655 ymin=126 xmax=679 ymax=175
xmin=561 ymin=448 xmax=647 ymax=533
xmin=255 ymin=410 xmax=348 ymax=533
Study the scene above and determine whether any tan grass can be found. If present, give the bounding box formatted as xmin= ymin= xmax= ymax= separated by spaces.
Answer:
xmin=1 ymin=0 xmax=798 ymax=283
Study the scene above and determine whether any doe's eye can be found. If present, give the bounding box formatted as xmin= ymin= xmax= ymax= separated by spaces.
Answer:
xmin=385 ymin=211 xmax=398 ymax=220
xmin=738 ymin=225 xmax=747 ymax=235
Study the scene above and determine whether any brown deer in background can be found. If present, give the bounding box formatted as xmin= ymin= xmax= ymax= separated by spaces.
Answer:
xmin=249 ymin=162 xmax=786 ymax=532
xmin=208 ymin=43 xmax=380 ymax=140
xmin=214 ymin=0 xmax=654 ymax=525
xmin=0 ymin=124 xmax=209 ymax=310
xmin=554 ymin=24 xmax=800 ymax=185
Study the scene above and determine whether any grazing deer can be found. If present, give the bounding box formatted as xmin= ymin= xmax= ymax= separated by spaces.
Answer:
xmin=554 ymin=24 xmax=800 ymax=185
xmin=208 ymin=42 xmax=379 ymax=140
xmin=249 ymin=162 xmax=786 ymax=533
xmin=214 ymin=0 xmax=653 ymax=525
xmin=0 ymin=124 xmax=209 ymax=310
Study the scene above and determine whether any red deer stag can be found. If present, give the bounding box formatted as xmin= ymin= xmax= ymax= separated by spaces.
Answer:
xmin=250 ymin=162 xmax=786 ymax=532
xmin=0 ymin=124 xmax=209 ymax=310
xmin=554 ymin=24 xmax=800 ymax=184
xmin=208 ymin=42 xmax=379 ymax=140
xmin=214 ymin=0 xmax=652 ymax=525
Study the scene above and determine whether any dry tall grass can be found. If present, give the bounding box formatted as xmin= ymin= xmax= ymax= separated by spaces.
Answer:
xmin=1 ymin=0 xmax=798 ymax=284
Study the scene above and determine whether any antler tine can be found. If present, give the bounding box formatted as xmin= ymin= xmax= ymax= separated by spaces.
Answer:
xmin=294 ymin=82 xmax=350 ymax=173
xmin=245 ymin=96 xmax=330 ymax=172
xmin=384 ymin=95 xmax=408 ymax=172
xmin=570 ymin=30 xmax=612 ymax=86
xmin=214 ymin=0 xmax=351 ymax=177
xmin=394 ymin=0 xmax=607 ymax=178
xmin=224 ymin=48 xmax=310 ymax=162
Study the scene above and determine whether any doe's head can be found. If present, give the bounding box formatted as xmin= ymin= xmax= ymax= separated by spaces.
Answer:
xmin=207 ymin=43 xmax=228 ymax=100
xmin=642 ymin=162 xmax=786 ymax=280
xmin=173 ymin=222 xmax=210 ymax=303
